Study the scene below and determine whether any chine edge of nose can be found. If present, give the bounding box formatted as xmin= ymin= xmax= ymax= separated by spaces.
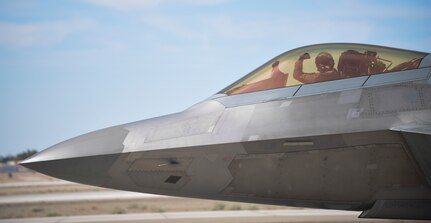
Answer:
xmin=22 ymin=125 xmax=129 ymax=164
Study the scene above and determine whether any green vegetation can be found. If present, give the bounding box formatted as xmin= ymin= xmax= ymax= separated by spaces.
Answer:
xmin=227 ymin=204 xmax=242 ymax=210
xmin=31 ymin=207 xmax=44 ymax=213
xmin=127 ymin=203 xmax=139 ymax=209
xmin=246 ymin=205 xmax=259 ymax=210
xmin=212 ymin=203 xmax=226 ymax=211
xmin=212 ymin=203 xmax=245 ymax=211
xmin=13 ymin=214 xmax=23 ymax=219
xmin=47 ymin=212 xmax=61 ymax=217
xmin=148 ymin=205 xmax=165 ymax=213
xmin=111 ymin=207 xmax=126 ymax=214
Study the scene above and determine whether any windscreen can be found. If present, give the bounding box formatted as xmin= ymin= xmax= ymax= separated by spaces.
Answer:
xmin=223 ymin=44 xmax=427 ymax=95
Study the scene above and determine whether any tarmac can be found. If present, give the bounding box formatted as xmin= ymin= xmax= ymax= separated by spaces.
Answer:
xmin=0 ymin=190 xmax=165 ymax=204
xmin=0 ymin=180 xmax=73 ymax=188
xmin=0 ymin=209 xmax=389 ymax=223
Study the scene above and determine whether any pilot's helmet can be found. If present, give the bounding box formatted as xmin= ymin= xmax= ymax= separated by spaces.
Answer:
xmin=315 ymin=52 xmax=335 ymax=72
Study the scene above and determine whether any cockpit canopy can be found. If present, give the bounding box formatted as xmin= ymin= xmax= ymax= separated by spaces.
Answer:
xmin=221 ymin=43 xmax=427 ymax=95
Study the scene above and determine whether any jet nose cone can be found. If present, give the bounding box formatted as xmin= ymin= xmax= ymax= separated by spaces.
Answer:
xmin=20 ymin=125 xmax=129 ymax=186
xmin=22 ymin=125 xmax=129 ymax=163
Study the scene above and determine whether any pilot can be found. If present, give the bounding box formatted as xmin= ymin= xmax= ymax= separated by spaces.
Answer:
xmin=227 ymin=61 xmax=288 ymax=95
xmin=293 ymin=52 xmax=339 ymax=83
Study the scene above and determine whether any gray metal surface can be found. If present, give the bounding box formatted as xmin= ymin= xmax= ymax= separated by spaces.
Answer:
xmin=360 ymin=200 xmax=431 ymax=220
xmin=23 ymin=125 xmax=128 ymax=162
xmin=21 ymin=44 xmax=431 ymax=220
xmin=363 ymin=67 xmax=431 ymax=87
xmin=401 ymin=132 xmax=431 ymax=186
xmin=215 ymin=85 xmax=300 ymax=107
xmin=226 ymin=144 xmax=420 ymax=202
xmin=294 ymin=76 xmax=367 ymax=96
xmin=419 ymin=54 xmax=431 ymax=68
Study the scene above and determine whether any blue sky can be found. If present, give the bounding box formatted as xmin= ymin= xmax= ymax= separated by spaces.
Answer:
xmin=0 ymin=0 xmax=430 ymax=156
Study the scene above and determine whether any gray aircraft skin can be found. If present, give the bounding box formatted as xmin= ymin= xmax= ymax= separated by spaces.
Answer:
xmin=21 ymin=43 xmax=431 ymax=220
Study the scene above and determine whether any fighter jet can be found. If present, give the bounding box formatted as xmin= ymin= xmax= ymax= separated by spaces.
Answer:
xmin=21 ymin=43 xmax=431 ymax=220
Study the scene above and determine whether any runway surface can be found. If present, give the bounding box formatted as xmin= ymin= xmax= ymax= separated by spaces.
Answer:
xmin=0 ymin=209 xmax=375 ymax=223
xmin=0 ymin=190 xmax=166 ymax=204
xmin=0 ymin=180 xmax=73 ymax=188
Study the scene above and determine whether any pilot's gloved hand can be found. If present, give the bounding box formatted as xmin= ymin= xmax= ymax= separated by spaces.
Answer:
xmin=299 ymin=53 xmax=311 ymax=60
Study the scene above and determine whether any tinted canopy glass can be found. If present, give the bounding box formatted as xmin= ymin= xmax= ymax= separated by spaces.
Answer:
xmin=223 ymin=43 xmax=427 ymax=95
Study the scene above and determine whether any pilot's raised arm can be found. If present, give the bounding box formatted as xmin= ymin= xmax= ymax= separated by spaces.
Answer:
xmin=293 ymin=53 xmax=318 ymax=83
xmin=294 ymin=52 xmax=339 ymax=84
